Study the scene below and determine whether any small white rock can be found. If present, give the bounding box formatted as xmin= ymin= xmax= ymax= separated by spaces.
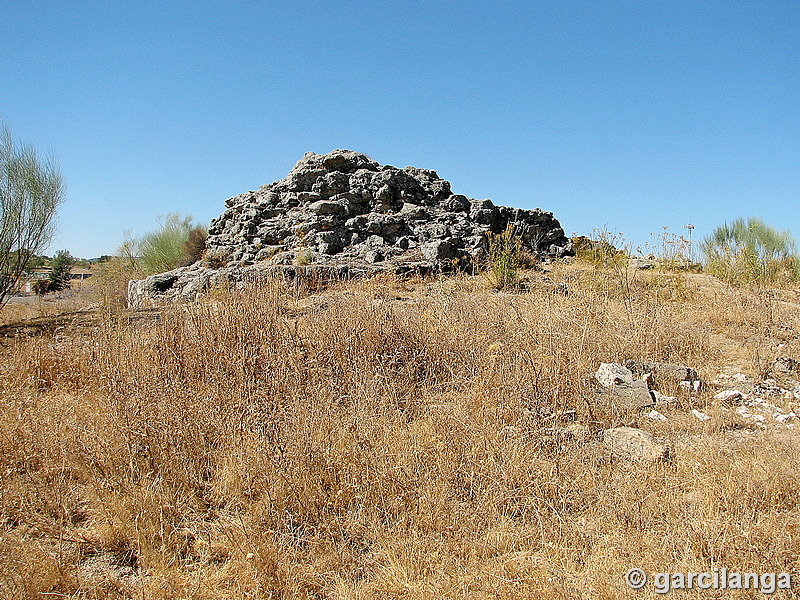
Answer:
xmin=713 ymin=389 xmax=743 ymax=403
xmin=595 ymin=363 xmax=634 ymax=387
xmin=692 ymin=409 xmax=712 ymax=422
xmin=679 ymin=380 xmax=703 ymax=393
xmin=652 ymin=390 xmax=678 ymax=408
xmin=647 ymin=410 xmax=668 ymax=422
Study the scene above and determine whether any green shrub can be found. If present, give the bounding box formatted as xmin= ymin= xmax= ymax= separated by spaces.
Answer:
xmin=94 ymin=217 xmax=207 ymax=309
xmin=702 ymin=217 xmax=800 ymax=285
xmin=48 ymin=249 xmax=74 ymax=291
xmin=137 ymin=213 xmax=207 ymax=275
xmin=485 ymin=226 xmax=523 ymax=290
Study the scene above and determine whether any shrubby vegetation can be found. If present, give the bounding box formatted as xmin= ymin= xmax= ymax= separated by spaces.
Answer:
xmin=95 ymin=214 xmax=207 ymax=307
xmin=702 ymin=217 xmax=800 ymax=285
xmin=0 ymin=121 xmax=64 ymax=309
xmin=46 ymin=249 xmax=75 ymax=292
xmin=483 ymin=225 xmax=542 ymax=290
xmin=137 ymin=213 xmax=207 ymax=275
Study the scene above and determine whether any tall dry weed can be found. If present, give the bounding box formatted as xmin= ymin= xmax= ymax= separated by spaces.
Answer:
xmin=1 ymin=268 xmax=799 ymax=598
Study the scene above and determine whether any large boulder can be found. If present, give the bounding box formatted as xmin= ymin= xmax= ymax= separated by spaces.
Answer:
xmin=129 ymin=149 xmax=573 ymax=306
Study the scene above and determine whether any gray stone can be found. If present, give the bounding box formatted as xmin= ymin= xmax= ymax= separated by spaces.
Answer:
xmin=421 ymin=239 xmax=457 ymax=262
xmin=594 ymin=381 xmax=656 ymax=414
xmin=652 ymin=390 xmax=679 ymax=409
xmin=595 ymin=363 xmax=635 ymax=387
xmin=604 ymin=427 xmax=669 ymax=462
xmin=625 ymin=360 xmax=699 ymax=384
xmin=309 ymin=200 xmax=345 ymax=215
xmin=131 ymin=149 xmax=573 ymax=306
xmin=629 ymin=258 xmax=654 ymax=269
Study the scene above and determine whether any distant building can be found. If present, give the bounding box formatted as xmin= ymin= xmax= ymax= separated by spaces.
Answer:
xmin=70 ymin=267 xmax=93 ymax=281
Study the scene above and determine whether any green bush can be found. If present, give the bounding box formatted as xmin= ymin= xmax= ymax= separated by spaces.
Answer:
xmin=137 ymin=213 xmax=207 ymax=275
xmin=48 ymin=249 xmax=74 ymax=291
xmin=485 ymin=226 xmax=523 ymax=290
xmin=702 ymin=217 xmax=800 ymax=285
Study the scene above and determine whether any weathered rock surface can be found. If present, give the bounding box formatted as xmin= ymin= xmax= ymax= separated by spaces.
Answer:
xmin=603 ymin=427 xmax=669 ymax=462
xmin=593 ymin=380 xmax=656 ymax=415
xmin=128 ymin=149 xmax=573 ymax=307
xmin=624 ymin=360 xmax=700 ymax=388
xmin=589 ymin=360 xmax=705 ymax=418
xmin=595 ymin=362 xmax=635 ymax=387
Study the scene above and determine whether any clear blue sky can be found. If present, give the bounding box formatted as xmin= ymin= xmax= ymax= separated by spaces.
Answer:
xmin=1 ymin=0 xmax=798 ymax=258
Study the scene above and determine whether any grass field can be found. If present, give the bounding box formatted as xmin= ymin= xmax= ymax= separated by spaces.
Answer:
xmin=2 ymin=262 xmax=800 ymax=598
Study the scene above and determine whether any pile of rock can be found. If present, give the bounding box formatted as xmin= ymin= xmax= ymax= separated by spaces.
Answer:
xmin=129 ymin=149 xmax=573 ymax=307
xmin=591 ymin=360 xmax=700 ymax=419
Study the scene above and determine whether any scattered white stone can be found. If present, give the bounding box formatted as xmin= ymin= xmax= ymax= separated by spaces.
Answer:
xmin=642 ymin=372 xmax=655 ymax=388
xmin=652 ymin=390 xmax=679 ymax=408
xmin=775 ymin=413 xmax=797 ymax=424
xmin=735 ymin=406 xmax=768 ymax=425
xmin=692 ymin=409 xmax=712 ymax=422
xmin=595 ymin=363 xmax=634 ymax=387
xmin=647 ymin=410 xmax=668 ymax=422
xmin=713 ymin=389 xmax=744 ymax=404
xmin=733 ymin=373 xmax=750 ymax=382
xmin=748 ymin=398 xmax=781 ymax=413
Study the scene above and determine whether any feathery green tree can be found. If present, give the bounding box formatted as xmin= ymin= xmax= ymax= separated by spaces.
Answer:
xmin=0 ymin=122 xmax=64 ymax=308
xmin=702 ymin=217 xmax=799 ymax=284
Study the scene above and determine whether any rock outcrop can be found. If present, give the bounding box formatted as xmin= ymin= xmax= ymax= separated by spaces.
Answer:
xmin=129 ymin=149 xmax=573 ymax=307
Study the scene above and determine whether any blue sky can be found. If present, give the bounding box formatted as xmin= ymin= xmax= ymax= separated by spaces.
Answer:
xmin=1 ymin=0 xmax=798 ymax=258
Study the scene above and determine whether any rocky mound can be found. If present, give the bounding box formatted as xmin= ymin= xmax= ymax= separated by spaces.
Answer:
xmin=128 ymin=150 xmax=573 ymax=307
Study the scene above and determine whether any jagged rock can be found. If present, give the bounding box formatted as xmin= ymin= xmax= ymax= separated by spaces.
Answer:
xmin=128 ymin=263 xmax=377 ymax=308
xmin=593 ymin=381 xmax=656 ymax=415
xmin=129 ymin=149 xmax=573 ymax=306
xmin=625 ymin=360 xmax=702 ymax=394
xmin=691 ymin=409 xmax=712 ymax=422
xmin=603 ymin=427 xmax=669 ymax=462
xmin=629 ymin=258 xmax=654 ymax=269
xmin=652 ymin=390 xmax=679 ymax=409
xmin=591 ymin=362 xmax=657 ymax=417
xmin=713 ymin=389 xmax=744 ymax=405
xmin=595 ymin=363 xmax=635 ymax=387
xmin=647 ymin=410 xmax=668 ymax=422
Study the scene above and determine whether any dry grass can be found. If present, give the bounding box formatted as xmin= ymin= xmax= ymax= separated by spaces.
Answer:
xmin=2 ymin=264 xmax=800 ymax=598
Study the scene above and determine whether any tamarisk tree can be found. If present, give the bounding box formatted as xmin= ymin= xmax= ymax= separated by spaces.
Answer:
xmin=0 ymin=122 xmax=64 ymax=308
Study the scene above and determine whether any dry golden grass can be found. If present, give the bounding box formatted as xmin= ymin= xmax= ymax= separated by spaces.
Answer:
xmin=2 ymin=264 xmax=800 ymax=598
